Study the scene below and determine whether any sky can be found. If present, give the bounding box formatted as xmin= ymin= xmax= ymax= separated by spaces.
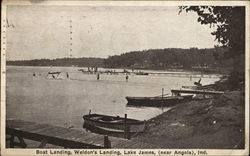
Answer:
xmin=6 ymin=5 xmax=218 ymax=61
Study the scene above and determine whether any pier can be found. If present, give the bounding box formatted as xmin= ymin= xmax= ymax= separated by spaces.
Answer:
xmin=171 ymin=89 xmax=224 ymax=96
xmin=6 ymin=119 xmax=159 ymax=149
xmin=78 ymin=69 xmax=225 ymax=78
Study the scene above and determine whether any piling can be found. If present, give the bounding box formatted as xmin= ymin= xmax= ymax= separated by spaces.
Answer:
xmin=104 ymin=135 xmax=111 ymax=148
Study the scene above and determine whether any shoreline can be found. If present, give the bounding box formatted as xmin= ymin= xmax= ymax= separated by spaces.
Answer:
xmin=5 ymin=65 xmax=228 ymax=75
xmin=133 ymin=88 xmax=245 ymax=149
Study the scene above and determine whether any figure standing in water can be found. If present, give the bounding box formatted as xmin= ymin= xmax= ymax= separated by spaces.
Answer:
xmin=126 ymin=74 xmax=129 ymax=82
xmin=66 ymin=72 xmax=69 ymax=79
xmin=33 ymin=72 xmax=36 ymax=77
xmin=97 ymin=73 xmax=100 ymax=80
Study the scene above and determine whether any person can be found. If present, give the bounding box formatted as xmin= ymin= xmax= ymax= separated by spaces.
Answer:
xmin=97 ymin=73 xmax=100 ymax=80
xmin=33 ymin=72 xmax=36 ymax=77
xmin=66 ymin=72 xmax=69 ymax=79
xmin=190 ymin=75 xmax=192 ymax=81
xmin=194 ymin=78 xmax=202 ymax=86
xmin=126 ymin=74 xmax=129 ymax=82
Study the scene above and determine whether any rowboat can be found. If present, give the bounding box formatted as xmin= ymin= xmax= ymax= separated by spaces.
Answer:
xmin=126 ymin=95 xmax=193 ymax=107
xmin=83 ymin=114 xmax=146 ymax=135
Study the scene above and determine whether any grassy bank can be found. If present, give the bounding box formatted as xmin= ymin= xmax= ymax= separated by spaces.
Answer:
xmin=134 ymin=88 xmax=245 ymax=149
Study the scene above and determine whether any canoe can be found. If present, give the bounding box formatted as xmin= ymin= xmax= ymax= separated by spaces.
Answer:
xmin=83 ymin=114 xmax=146 ymax=133
xmin=126 ymin=95 xmax=193 ymax=107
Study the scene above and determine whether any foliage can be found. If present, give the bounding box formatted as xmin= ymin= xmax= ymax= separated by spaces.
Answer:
xmin=179 ymin=6 xmax=245 ymax=58
xmin=7 ymin=57 xmax=104 ymax=67
xmin=104 ymin=48 xmax=226 ymax=71
xmin=7 ymin=48 xmax=226 ymax=72
xmin=179 ymin=6 xmax=245 ymax=90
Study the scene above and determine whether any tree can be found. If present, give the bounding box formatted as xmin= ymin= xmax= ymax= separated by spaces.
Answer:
xmin=179 ymin=6 xmax=245 ymax=58
xmin=179 ymin=6 xmax=245 ymax=89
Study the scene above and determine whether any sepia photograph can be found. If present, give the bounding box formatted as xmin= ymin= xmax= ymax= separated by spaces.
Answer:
xmin=1 ymin=0 xmax=249 ymax=156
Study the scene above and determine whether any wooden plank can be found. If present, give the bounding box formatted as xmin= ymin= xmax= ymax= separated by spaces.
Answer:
xmin=171 ymin=89 xmax=224 ymax=95
xmin=59 ymin=129 xmax=82 ymax=139
xmin=108 ymin=136 xmax=127 ymax=147
xmin=7 ymin=120 xmax=163 ymax=149
xmin=37 ymin=126 xmax=67 ymax=136
xmin=51 ymin=127 xmax=74 ymax=137
xmin=81 ymin=134 xmax=101 ymax=144
xmin=64 ymin=132 xmax=97 ymax=143
xmin=62 ymin=130 xmax=96 ymax=142
xmin=86 ymin=135 xmax=105 ymax=147
xmin=51 ymin=127 xmax=76 ymax=138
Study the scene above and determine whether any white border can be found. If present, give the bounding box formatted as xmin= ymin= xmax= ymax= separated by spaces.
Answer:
xmin=1 ymin=1 xmax=249 ymax=156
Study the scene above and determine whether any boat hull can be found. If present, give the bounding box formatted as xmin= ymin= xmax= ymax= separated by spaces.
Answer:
xmin=126 ymin=95 xmax=193 ymax=107
xmin=83 ymin=123 xmax=142 ymax=138
xmin=83 ymin=114 xmax=146 ymax=133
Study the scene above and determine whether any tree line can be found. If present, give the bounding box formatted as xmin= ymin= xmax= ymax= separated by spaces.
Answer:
xmin=104 ymin=47 xmax=226 ymax=70
xmin=7 ymin=57 xmax=104 ymax=67
xmin=7 ymin=47 xmax=227 ymax=72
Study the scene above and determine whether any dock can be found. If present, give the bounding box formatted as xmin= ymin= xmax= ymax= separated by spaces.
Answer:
xmin=6 ymin=119 xmax=159 ymax=149
xmin=171 ymin=89 xmax=224 ymax=96
xmin=78 ymin=69 xmax=226 ymax=78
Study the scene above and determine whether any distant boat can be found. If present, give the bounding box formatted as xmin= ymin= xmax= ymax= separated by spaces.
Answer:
xmin=48 ymin=71 xmax=61 ymax=75
xmin=126 ymin=95 xmax=193 ymax=107
xmin=83 ymin=114 xmax=146 ymax=135
xmin=135 ymin=71 xmax=149 ymax=75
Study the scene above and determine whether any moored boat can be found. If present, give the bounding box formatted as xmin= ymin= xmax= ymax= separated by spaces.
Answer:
xmin=134 ymin=71 xmax=149 ymax=75
xmin=83 ymin=113 xmax=146 ymax=134
xmin=126 ymin=95 xmax=193 ymax=107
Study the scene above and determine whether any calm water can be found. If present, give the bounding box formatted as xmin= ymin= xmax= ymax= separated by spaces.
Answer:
xmin=6 ymin=66 xmax=220 ymax=130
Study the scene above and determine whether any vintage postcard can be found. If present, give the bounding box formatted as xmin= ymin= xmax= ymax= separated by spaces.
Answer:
xmin=1 ymin=0 xmax=249 ymax=156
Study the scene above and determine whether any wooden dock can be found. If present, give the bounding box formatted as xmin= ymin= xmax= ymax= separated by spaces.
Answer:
xmin=6 ymin=119 xmax=159 ymax=149
xmin=78 ymin=69 xmax=225 ymax=78
xmin=171 ymin=89 xmax=224 ymax=96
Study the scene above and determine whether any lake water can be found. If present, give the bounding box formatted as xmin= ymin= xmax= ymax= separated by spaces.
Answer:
xmin=6 ymin=66 xmax=220 ymax=130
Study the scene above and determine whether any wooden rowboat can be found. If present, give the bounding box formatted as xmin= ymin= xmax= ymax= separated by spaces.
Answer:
xmin=83 ymin=114 xmax=146 ymax=135
xmin=126 ymin=95 xmax=193 ymax=107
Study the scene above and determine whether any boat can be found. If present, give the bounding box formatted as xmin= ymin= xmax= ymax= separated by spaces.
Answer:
xmin=135 ymin=71 xmax=149 ymax=75
xmin=126 ymin=95 xmax=193 ymax=107
xmin=83 ymin=114 xmax=146 ymax=136
xmin=48 ymin=71 xmax=61 ymax=75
